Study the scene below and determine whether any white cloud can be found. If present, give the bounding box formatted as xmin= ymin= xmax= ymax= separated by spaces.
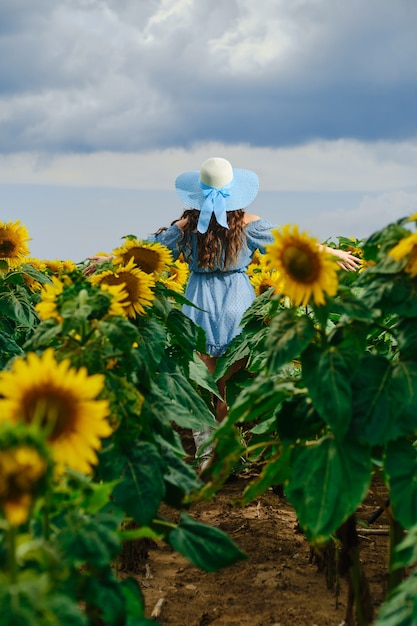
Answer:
xmin=1 ymin=140 xmax=416 ymax=194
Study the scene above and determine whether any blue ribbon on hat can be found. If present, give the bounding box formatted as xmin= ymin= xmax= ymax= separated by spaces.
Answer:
xmin=197 ymin=181 xmax=233 ymax=233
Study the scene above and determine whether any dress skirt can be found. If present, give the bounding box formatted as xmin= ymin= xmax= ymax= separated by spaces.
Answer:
xmin=182 ymin=270 xmax=256 ymax=357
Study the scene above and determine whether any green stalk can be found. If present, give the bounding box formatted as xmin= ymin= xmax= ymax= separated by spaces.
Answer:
xmin=388 ymin=516 xmax=405 ymax=593
xmin=6 ymin=525 xmax=17 ymax=584
xmin=350 ymin=543 xmax=370 ymax=626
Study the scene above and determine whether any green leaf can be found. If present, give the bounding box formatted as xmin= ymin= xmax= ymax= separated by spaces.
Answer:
xmin=121 ymin=577 xmax=146 ymax=619
xmin=330 ymin=287 xmax=374 ymax=323
xmin=166 ymin=308 xmax=207 ymax=356
xmin=0 ymin=290 xmax=37 ymax=326
xmin=189 ymin=354 xmax=221 ymax=398
xmin=155 ymin=372 xmax=217 ymax=428
xmin=168 ymin=513 xmax=247 ymax=572
xmin=240 ymin=447 xmax=292 ymax=504
xmin=385 ymin=438 xmax=417 ymax=529
xmin=302 ymin=344 xmax=352 ymax=439
xmin=396 ymin=317 xmax=417 ymax=360
xmin=161 ymin=445 xmax=201 ymax=502
xmin=276 ymin=394 xmax=325 ymax=443
xmin=374 ymin=568 xmax=417 ymax=626
xmin=56 ymin=512 xmax=120 ymax=568
xmin=20 ymin=263 xmax=52 ymax=284
xmin=353 ymin=357 xmax=417 ymax=445
xmin=363 ymin=273 xmax=417 ymax=317
xmin=391 ymin=524 xmax=417 ymax=569
xmin=286 ymin=436 xmax=372 ymax=544
xmin=0 ymin=329 xmax=23 ymax=355
xmin=112 ymin=443 xmax=165 ymax=526
xmin=226 ymin=376 xmax=289 ymax=426
xmin=82 ymin=574 xmax=125 ymax=625
xmin=266 ymin=308 xmax=315 ymax=372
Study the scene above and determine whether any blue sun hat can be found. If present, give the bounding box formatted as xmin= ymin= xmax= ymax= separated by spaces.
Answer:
xmin=175 ymin=157 xmax=259 ymax=234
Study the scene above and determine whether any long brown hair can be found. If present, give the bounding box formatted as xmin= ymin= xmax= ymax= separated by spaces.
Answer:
xmin=180 ymin=209 xmax=246 ymax=270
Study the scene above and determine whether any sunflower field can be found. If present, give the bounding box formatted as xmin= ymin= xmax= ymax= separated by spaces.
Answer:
xmin=1 ymin=215 xmax=417 ymax=625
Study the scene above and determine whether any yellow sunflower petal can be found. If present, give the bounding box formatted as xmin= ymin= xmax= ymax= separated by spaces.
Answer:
xmin=0 ymin=220 xmax=31 ymax=267
xmin=265 ymin=225 xmax=339 ymax=307
xmin=0 ymin=348 xmax=111 ymax=474
xmin=113 ymin=239 xmax=173 ymax=275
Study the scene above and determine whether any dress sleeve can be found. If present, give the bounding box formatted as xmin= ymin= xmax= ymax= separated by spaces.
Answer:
xmin=147 ymin=224 xmax=183 ymax=259
xmin=245 ymin=219 xmax=277 ymax=254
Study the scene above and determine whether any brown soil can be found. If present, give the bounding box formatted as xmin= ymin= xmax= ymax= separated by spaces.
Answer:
xmin=133 ymin=471 xmax=390 ymax=626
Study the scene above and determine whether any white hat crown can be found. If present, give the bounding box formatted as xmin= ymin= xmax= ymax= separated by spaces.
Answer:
xmin=199 ymin=157 xmax=234 ymax=189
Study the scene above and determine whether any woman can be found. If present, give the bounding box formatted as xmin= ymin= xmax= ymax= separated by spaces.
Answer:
xmin=148 ymin=157 xmax=359 ymax=468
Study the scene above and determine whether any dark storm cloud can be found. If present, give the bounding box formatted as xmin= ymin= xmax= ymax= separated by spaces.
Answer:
xmin=0 ymin=0 xmax=416 ymax=153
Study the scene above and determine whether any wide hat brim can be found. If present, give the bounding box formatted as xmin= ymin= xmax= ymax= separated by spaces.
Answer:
xmin=175 ymin=168 xmax=259 ymax=212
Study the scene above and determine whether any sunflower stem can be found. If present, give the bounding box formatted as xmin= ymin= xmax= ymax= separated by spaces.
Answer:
xmin=6 ymin=525 xmax=18 ymax=584
xmin=42 ymin=489 xmax=52 ymax=541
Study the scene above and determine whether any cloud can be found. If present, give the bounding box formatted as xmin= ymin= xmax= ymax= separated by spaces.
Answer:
xmin=1 ymin=1 xmax=416 ymax=153
xmin=1 ymin=139 xmax=416 ymax=193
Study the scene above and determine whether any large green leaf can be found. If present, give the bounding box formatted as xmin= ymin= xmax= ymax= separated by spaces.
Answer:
xmin=97 ymin=318 xmax=139 ymax=354
xmin=0 ymin=290 xmax=37 ymax=326
xmin=391 ymin=524 xmax=417 ymax=570
xmin=122 ymin=577 xmax=162 ymax=626
xmin=166 ymin=308 xmax=207 ymax=357
xmin=395 ymin=317 xmax=417 ymax=360
xmin=56 ymin=511 xmax=120 ymax=569
xmin=20 ymin=263 xmax=53 ymax=284
xmin=276 ymin=394 xmax=325 ymax=443
xmin=112 ymin=443 xmax=165 ymax=526
xmin=362 ymin=272 xmax=417 ymax=317
xmin=286 ymin=436 xmax=372 ymax=544
xmin=155 ymin=371 xmax=217 ymax=427
xmin=0 ymin=582 xmax=88 ymax=626
xmin=83 ymin=574 xmax=126 ymax=625
xmin=266 ymin=308 xmax=315 ymax=373
xmin=168 ymin=513 xmax=247 ymax=572
xmin=374 ymin=568 xmax=417 ymax=626
xmin=226 ymin=376 xmax=290 ymax=426
xmin=385 ymin=438 xmax=417 ymax=529
xmin=350 ymin=356 xmax=417 ymax=446
xmin=240 ymin=447 xmax=292 ymax=504
xmin=302 ymin=344 xmax=352 ymax=439
xmin=189 ymin=354 xmax=221 ymax=398
xmin=0 ymin=329 xmax=23 ymax=355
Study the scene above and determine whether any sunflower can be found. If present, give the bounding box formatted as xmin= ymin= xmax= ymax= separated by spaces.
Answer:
xmin=247 ymin=249 xmax=269 ymax=277
xmin=250 ymin=268 xmax=283 ymax=296
xmin=265 ymin=225 xmax=340 ymax=307
xmin=160 ymin=259 xmax=190 ymax=293
xmin=389 ymin=231 xmax=417 ymax=277
xmin=60 ymin=259 xmax=78 ymax=273
xmin=0 ymin=429 xmax=50 ymax=526
xmin=43 ymin=259 xmax=64 ymax=275
xmin=35 ymin=276 xmax=64 ymax=322
xmin=20 ymin=257 xmax=48 ymax=291
xmin=113 ymin=239 xmax=173 ymax=275
xmin=0 ymin=220 xmax=31 ymax=267
xmin=0 ymin=349 xmax=112 ymax=475
xmin=90 ymin=257 xmax=156 ymax=318
xmin=99 ymin=283 xmax=129 ymax=317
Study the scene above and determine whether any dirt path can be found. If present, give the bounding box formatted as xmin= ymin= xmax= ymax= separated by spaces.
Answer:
xmin=133 ymin=475 xmax=389 ymax=626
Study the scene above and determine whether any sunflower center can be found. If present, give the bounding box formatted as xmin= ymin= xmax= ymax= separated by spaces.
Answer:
xmin=23 ymin=389 xmax=78 ymax=441
xmin=0 ymin=238 xmax=16 ymax=256
xmin=100 ymin=273 xmax=138 ymax=302
xmin=124 ymin=248 xmax=159 ymax=274
xmin=282 ymin=245 xmax=319 ymax=283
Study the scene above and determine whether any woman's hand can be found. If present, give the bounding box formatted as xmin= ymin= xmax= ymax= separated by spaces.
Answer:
xmin=83 ymin=255 xmax=113 ymax=276
xmin=325 ymin=247 xmax=361 ymax=272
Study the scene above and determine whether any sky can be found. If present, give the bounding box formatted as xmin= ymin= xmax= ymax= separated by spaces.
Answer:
xmin=1 ymin=0 xmax=417 ymax=262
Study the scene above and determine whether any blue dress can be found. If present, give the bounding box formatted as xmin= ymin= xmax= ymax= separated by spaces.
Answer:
xmin=150 ymin=219 xmax=275 ymax=356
